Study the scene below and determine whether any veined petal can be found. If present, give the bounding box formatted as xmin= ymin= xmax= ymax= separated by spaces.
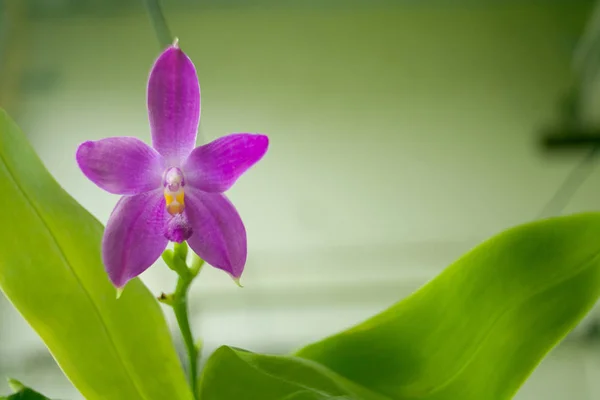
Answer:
xmin=185 ymin=188 xmax=247 ymax=278
xmin=183 ymin=133 xmax=269 ymax=193
xmin=102 ymin=190 xmax=168 ymax=288
xmin=148 ymin=45 xmax=200 ymax=163
xmin=76 ymin=137 xmax=164 ymax=195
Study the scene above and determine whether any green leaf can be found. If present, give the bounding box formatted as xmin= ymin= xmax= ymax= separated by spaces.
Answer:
xmin=2 ymin=379 xmax=51 ymax=400
xmin=198 ymin=346 xmax=389 ymax=400
xmin=296 ymin=212 xmax=600 ymax=399
xmin=0 ymin=109 xmax=193 ymax=400
xmin=198 ymin=213 xmax=600 ymax=399
xmin=7 ymin=378 xmax=26 ymax=393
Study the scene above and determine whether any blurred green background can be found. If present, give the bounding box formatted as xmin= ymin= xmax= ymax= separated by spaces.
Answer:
xmin=2 ymin=0 xmax=600 ymax=398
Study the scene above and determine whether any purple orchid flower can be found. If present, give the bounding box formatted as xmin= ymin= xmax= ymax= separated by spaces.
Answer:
xmin=75 ymin=43 xmax=268 ymax=289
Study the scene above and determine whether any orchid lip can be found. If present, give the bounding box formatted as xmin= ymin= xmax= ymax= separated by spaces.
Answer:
xmin=165 ymin=213 xmax=193 ymax=243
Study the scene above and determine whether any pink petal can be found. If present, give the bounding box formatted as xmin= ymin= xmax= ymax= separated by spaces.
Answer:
xmin=147 ymin=45 xmax=200 ymax=164
xmin=183 ymin=133 xmax=269 ymax=193
xmin=76 ymin=137 xmax=164 ymax=195
xmin=102 ymin=190 xmax=169 ymax=288
xmin=185 ymin=187 xmax=247 ymax=278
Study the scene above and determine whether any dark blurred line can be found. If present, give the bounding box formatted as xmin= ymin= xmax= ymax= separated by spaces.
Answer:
xmin=537 ymin=147 xmax=599 ymax=219
xmin=543 ymin=132 xmax=600 ymax=148
xmin=143 ymin=0 xmax=173 ymax=49
xmin=537 ymin=0 xmax=600 ymax=219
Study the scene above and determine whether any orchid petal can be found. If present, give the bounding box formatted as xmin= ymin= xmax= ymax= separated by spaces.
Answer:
xmin=185 ymin=188 xmax=247 ymax=278
xmin=183 ymin=133 xmax=269 ymax=193
xmin=102 ymin=190 xmax=168 ymax=288
xmin=76 ymin=137 xmax=164 ymax=195
xmin=148 ymin=45 xmax=200 ymax=163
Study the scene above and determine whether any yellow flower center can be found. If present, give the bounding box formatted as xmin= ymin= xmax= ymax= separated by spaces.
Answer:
xmin=163 ymin=167 xmax=185 ymax=215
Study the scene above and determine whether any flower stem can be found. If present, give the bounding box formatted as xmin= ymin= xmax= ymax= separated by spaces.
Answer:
xmin=143 ymin=0 xmax=174 ymax=49
xmin=173 ymin=274 xmax=199 ymax=397
xmin=160 ymin=243 xmax=204 ymax=399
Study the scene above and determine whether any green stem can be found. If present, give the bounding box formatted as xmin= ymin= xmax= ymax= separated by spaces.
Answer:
xmin=173 ymin=274 xmax=199 ymax=397
xmin=160 ymin=245 xmax=204 ymax=399
xmin=143 ymin=0 xmax=174 ymax=49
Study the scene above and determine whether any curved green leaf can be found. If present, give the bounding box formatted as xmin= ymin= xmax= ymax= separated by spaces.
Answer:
xmin=296 ymin=212 xmax=600 ymax=399
xmin=1 ymin=379 xmax=51 ymax=400
xmin=198 ymin=214 xmax=600 ymax=399
xmin=0 ymin=109 xmax=193 ymax=400
xmin=198 ymin=346 xmax=388 ymax=400
xmin=1 ymin=388 xmax=49 ymax=400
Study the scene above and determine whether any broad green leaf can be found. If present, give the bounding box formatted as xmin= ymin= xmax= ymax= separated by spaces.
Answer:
xmin=0 ymin=388 xmax=50 ymax=400
xmin=1 ymin=379 xmax=51 ymax=400
xmin=198 ymin=346 xmax=389 ymax=400
xmin=0 ymin=109 xmax=193 ymax=400
xmin=198 ymin=213 xmax=600 ymax=399
xmin=296 ymin=212 xmax=600 ymax=399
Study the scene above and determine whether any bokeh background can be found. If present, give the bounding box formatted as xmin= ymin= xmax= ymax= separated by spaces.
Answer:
xmin=2 ymin=0 xmax=600 ymax=398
